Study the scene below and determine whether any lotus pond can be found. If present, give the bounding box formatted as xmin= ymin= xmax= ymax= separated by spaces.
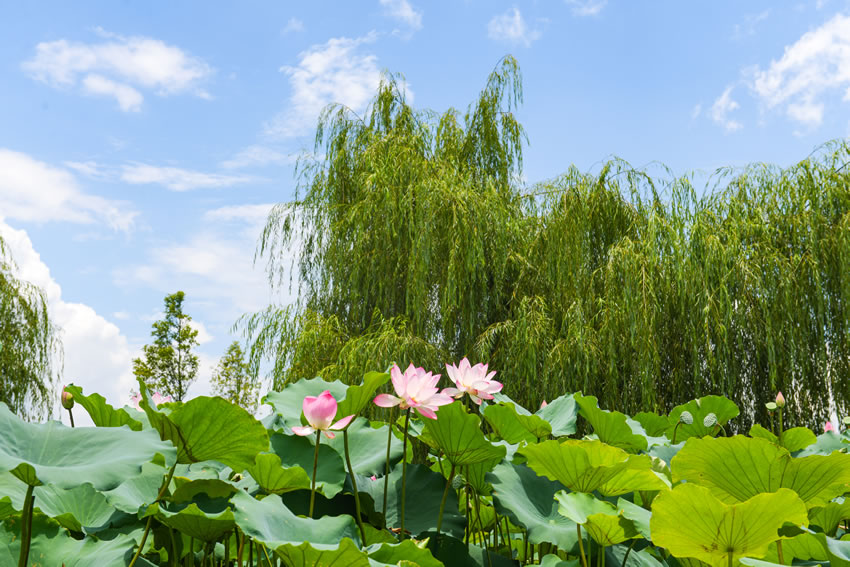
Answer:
xmin=2 ymin=361 xmax=850 ymax=567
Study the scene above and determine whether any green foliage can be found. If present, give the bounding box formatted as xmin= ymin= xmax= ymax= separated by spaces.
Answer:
xmin=0 ymin=236 xmax=59 ymax=420
xmin=133 ymin=291 xmax=199 ymax=402
xmin=211 ymin=341 xmax=260 ymax=411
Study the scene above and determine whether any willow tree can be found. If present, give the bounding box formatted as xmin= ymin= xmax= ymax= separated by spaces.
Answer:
xmin=242 ymin=57 xmax=850 ymax=429
xmin=0 ymin=235 xmax=59 ymax=420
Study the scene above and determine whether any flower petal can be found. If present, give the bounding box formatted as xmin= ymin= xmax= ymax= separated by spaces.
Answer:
xmin=304 ymin=390 xmax=337 ymax=430
xmin=374 ymin=393 xmax=402 ymax=408
xmin=330 ymin=414 xmax=355 ymax=430
xmin=291 ymin=425 xmax=315 ymax=437
xmin=324 ymin=430 xmax=336 ymax=439
xmin=425 ymin=393 xmax=455 ymax=407
xmin=391 ymin=364 xmax=406 ymax=398
xmin=416 ymin=406 xmax=438 ymax=419
xmin=441 ymin=387 xmax=461 ymax=398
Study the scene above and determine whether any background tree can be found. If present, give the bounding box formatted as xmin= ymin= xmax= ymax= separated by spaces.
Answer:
xmin=211 ymin=341 xmax=259 ymax=411
xmin=240 ymin=57 xmax=850 ymax=430
xmin=133 ymin=291 xmax=199 ymax=402
xmin=0 ymin=236 xmax=60 ymax=420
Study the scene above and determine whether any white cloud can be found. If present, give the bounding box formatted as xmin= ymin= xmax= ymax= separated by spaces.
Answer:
xmin=283 ymin=18 xmax=305 ymax=34
xmin=748 ymin=13 xmax=850 ymax=127
xmin=120 ymin=164 xmax=254 ymax=191
xmin=733 ymin=10 xmax=770 ymax=40
xmin=113 ymin=310 xmax=131 ymax=320
xmin=189 ymin=320 xmax=214 ymax=345
xmin=0 ymin=149 xmax=137 ymax=230
xmin=565 ymin=0 xmax=607 ymax=17
xmin=487 ymin=7 xmax=542 ymax=47
xmin=0 ymin=220 xmax=137 ymax=421
xmin=265 ymin=33 xmax=386 ymax=138
xmin=691 ymin=103 xmax=703 ymax=120
xmin=22 ymin=30 xmax=213 ymax=111
xmin=710 ymin=86 xmax=743 ymax=132
xmin=203 ymin=203 xmax=274 ymax=228
xmin=220 ymin=146 xmax=297 ymax=169
xmin=380 ymin=0 xmax=423 ymax=32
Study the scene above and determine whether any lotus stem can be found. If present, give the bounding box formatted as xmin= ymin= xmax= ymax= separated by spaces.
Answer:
xmin=129 ymin=462 xmax=178 ymax=567
xmin=68 ymin=407 xmax=75 ymax=427
xmin=400 ymin=409 xmax=411 ymax=541
xmin=343 ymin=428 xmax=367 ymax=544
xmin=777 ymin=540 xmax=785 ymax=565
xmin=261 ymin=543 xmax=273 ymax=566
xmin=621 ymin=539 xmax=637 ymax=567
xmin=382 ymin=407 xmax=395 ymax=529
xmin=502 ymin=516 xmax=512 ymax=558
xmin=224 ymin=531 xmax=230 ymax=566
xmin=436 ymin=462 xmax=456 ymax=534
xmin=309 ymin=430 xmax=321 ymax=518
xmin=17 ymin=484 xmax=34 ymax=567
xmin=576 ymin=523 xmax=588 ymax=567
xmin=168 ymin=527 xmax=178 ymax=567
xmin=777 ymin=409 xmax=784 ymax=446
xmin=671 ymin=422 xmax=681 ymax=444
xmin=728 ymin=551 xmax=734 ymax=567
xmin=599 ymin=544 xmax=605 ymax=567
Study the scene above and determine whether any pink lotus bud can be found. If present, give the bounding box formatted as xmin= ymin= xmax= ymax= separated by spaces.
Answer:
xmin=824 ymin=422 xmax=836 ymax=433
xmin=370 ymin=475 xmax=377 ymax=481
xmin=61 ymin=387 xmax=74 ymax=410
xmin=540 ymin=400 xmax=548 ymax=409
xmin=775 ymin=392 xmax=785 ymax=408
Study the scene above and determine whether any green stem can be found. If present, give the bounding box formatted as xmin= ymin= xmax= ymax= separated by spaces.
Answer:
xmin=502 ymin=516 xmax=512 ymax=558
xmin=225 ymin=530 xmax=230 ymax=567
xmin=309 ymin=430 xmax=321 ymax=518
xmin=202 ymin=543 xmax=210 ymax=566
xmin=778 ymin=410 xmax=784 ymax=446
xmin=621 ymin=539 xmax=637 ymax=567
xmin=599 ymin=544 xmax=605 ymax=567
xmin=68 ymin=408 xmax=75 ymax=428
xmin=382 ymin=408 xmax=395 ymax=529
xmin=343 ymin=428 xmax=367 ymax=544
xmin=576 ymin=523 xmax=588 ymax=567
xmin=671 ymin=422 xmax=681 ymax=445
xmin=129 ymin=462 xmax=178 ymax=567
xmin=436 ymin=462 xmax=456 ymax=534
xmin=400 ymin=409 xmax=411 ymax=541
xmin=17 ymin=484 xmax=34 ymax=567
xmin=728 ymin=551 xmax=734 ymax=567
xmin=168 ymin=527 xmax=178 ymax=567
xmin=777 ymin=540 xmax=785 ymax=565
xmin=261 ymin=543 xmax=273 ymax=566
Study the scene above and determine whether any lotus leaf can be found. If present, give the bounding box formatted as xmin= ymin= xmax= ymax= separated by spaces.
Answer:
xmin=666 ymin=396 xmax=739 ymax=441
xmin=422 ymin=402 xmax=507 ymax=466
xmin=64 ymin=384 xmax=143 ymax=430
xmin=263 ymin=376 xmax=348 ymax=428
xmin=575 ymin=394 xmax=648 ymax=452
xmin=556 ymin=491 xmax=640 ymax=545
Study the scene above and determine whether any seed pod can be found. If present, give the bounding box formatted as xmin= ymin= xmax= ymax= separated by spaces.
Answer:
xmin=703 ymin=413 xmax=717 ymax=428
xmin=679 ymin=411 xmax=693 ymax=425
xmin=451 ymin=474 xmax=465 ymax=490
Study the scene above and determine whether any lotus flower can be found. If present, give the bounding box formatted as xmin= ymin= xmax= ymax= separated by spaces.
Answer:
xmin=442 ymin=358 xmax=503 ymax=405
xmin=292 ymin=390 xmax=354 ymax=439
xmin=540 ymin=400 xmax=548 ymax=409
xmin=373 ymin=364 xmax=454 ymax=419
xmin=775 ymin=391 xmax=785 ymax=408
xmin=824 ymin=421 xmax=836 ymax=433
xmin=130 ymin=391 xmax=173 ymax=410
xmin=61 ymin=386 xmax=74 ymax=410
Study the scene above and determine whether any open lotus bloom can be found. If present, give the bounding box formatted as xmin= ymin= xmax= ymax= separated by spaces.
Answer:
xmin=292 ymin=390 xmax=354 ymax=439
xmin=443 ymin=357 xmax=503 ymax=405
xmin=130 ymin=391 xmax=174 ymax=410
xmin=373 ymin=363 xmax=454 ymax=419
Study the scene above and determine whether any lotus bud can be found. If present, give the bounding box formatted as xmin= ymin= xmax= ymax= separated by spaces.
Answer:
xmin=775 ymin=392 xmax=785 ymax=409
xmin=703 ymin=413 xmax=717 ymax=428
xmin=765 ymin=402 xmax=777 ymax=411
xmin=61 ymin=387 xmax=74 ymax=410
xmin=679 ymin=411 xmax=693 ymax=425
xmin=824 ymin=422 xmax=836 ymax=433
xmin=451 ymin=474 xmax=466 ymax=490
xmin=540 ymin=400 xmax=548 ymax=409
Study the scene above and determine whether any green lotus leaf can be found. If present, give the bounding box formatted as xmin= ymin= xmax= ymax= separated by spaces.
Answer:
xmin=146 ymin=497 xmax=235 ymax=542
xmin=263 ymin=376 xmax=348 ymax=428
xmin=672 ymin=435 xmax=850 ymax=508
xmin=169 ymin=478 xmax=237 ymax=502
xmin=488 ymin=461 xmax=579 ymax=551
xmin=605 ymin=546 xmax=666 ymax=567
xmin=247 ymin=453 xmax=311 ymax=495
xmin=520 ymin=439 xmax=669 ymax=496
xmin=535 ymin=394 xmax=578 ymax=437
xmin=539 ymin=555 xmax=580 ymax=567
xmin=462 ymin=455 xmax=503 ymax=496
xmin=749 ymin=424 xmax=817 ymax=453
xmin=357 ymin=463 xmax=466 ymax=539
xmin=64 ymin=384 xmax=143 ymax=430
xmin=32 ymin=482 xmax=121 ymax=533
xmin=762 ymin=532 xmax=829 ymax=563
xmin=666 ymin=396 xmax=739 ymax=442
xmin=633 ymin=412 xmax=670 ymax=437
xmin=269 ymin=432 xmax=346 ymax=498
xmin=421 ymin=402 xmax=507 ymax=466
xmin=483 ymin=402 xmax=552 ymax=444
xmin=811 ymin=497 xmax=850 ymax=536
xmin=336 ymin=371 xmax=390 ymax=419
xmin=138 ymin=386 xmax=269 ymax=472
xmin=421 ymin=532 xmax=522 ymax=567
xmin=326 ymin=418 xmax=403 ymax=476
xmin=101 ymin=461 xmax=166 ymax=514
xmin=366 ymin=540 xmax=444 ymax=566
xmin=0 ymin=401 xmax=176 ymax=489
xmin=617 ymin=498 xmax=652 ymax=540
xmin=556 ymin=491 xmax=640 ymax=546
xmin=0 ymin=497 xmax=13 ymax=521
xmin=650 ymin=483 xmax=807 ymax=567
xmin=575 ymin=394 xmax=647 ymax=453
xmin=794 ymin=431 xmax=850 ymax=457
xmin=174 ymin=460 xmax=228 ymax=481
xmin=804 ymin=529 xmax=850 ymax=567
xmin=274 ymin=538 xmax=370 ymax=566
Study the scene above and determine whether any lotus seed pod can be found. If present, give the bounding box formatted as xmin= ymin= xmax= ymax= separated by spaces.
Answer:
xmin=451 ymin=474 xmax=465 ymax=490
xmin=703 ymin=413 xmax=717 ymax=428
xmin=775 ymin=392 xmax=785 ymax=408
xmin=765 ymin=402 xmax=777 ymax=411
xmin=843 ymin=416 xmax=850 ymax=426
xmin=679 ymin=411 xmax=693 ymax=425
xmin=61 ymin=387 xmax=74 ymax=410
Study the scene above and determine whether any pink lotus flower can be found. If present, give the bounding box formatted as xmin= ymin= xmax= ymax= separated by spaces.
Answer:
xmin=442 ymin=358 xmax=503 ymax=405
xmin=540 ymin=400 xmax=548 ymax=409
xmin=373 ymin=364 xmax=454 ymax=419
xmin=824 ymin=421 xmax=836 ymax=433
xmin=130 ymin=391 xmax=173 ymax=410
xmin=292 ymin=390 xmax=354 ymax=439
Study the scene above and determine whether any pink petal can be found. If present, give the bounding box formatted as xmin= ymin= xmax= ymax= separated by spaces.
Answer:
xmin=374 ymin=393 xmax=402 ymax=408
xmin=426 ymin=393 xmax=455 ymax=407
xmin=330 ymin=414 xmax=355 ymax=430
xmin=442 ymin=387 xmax=461 ymax=398
xmin=323 ymin=430 xmax=336 ymax=439
xmin=391 ymin=365 xmax=406 ymax=397
xmin=445 ymin=363 xmax=460 ymax=386
xmin=292 ymin=425 xmax=315 ymax=436
xmin=304 ymin=390 xmax=337 ymax=430
xmin=416 ymin=406 xmax=438 ymax=419
xmin=459 ymin=358 xmax=471 ymax=372
xmin=470 ymin=394 xmax=484 ymax=405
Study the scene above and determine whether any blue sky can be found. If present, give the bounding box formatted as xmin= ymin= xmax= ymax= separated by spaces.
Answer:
xmin=1 ymin=0 xmax=849 ymax=417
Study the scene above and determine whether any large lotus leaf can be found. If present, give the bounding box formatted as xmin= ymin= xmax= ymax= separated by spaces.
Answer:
xmin=575 ymin=394 xmax=647 ymax=453
xmin=812 ymin=497 xmax=850 ymax=536
xmin=263 ymin=376 xmax=348 ymax=428
xmin=749 ymin=424 xmax=817 ymax=453
xmin=336 ymin=371 xmax=390 ymax=419
xmin=672 ymin=435 xmax=850 ymax=508
xmin=666 ymin=396 xmax=739 ymax=441
xmin=269 ymin=432 xmax=346 ymax=498
xmin=273 ymin=538 xmax=370 ymax=566
xmin=617 ymin=498 xmax=652 ymax=540
xmin=357 ymin=463 xmax=465 ymax=539
xmin=101 ymin=461 xmax=166 ymax=514
xmin=605 ymin=545 xmax=665 ymax=567
xmin=761 ymin=532 xmax=829 ymax=563
xmin=483 ymin=402 xmax=552 ymax=444
xmin=556 ymin=491 xmax=640 ymax=546
xmin=535 ymin=394 xmax=578 ymax=438
xmin=633 ymin=412 xmax=670 ymax=438
xmin=170 ymin=478 xmax=237 ymax=502
xmin=539 ymin=556 xmax=579 ymax=567
xmin=327 ymin=418 xmax=403 ymax=476
xmin=520 ymin=439 xmax=669 ymax=496
xmin=32 ymin=482 xmax=121 ymax=533
xmin=463 ymin=456 xmax=503 ymax=496
xmin=174 ymin=460 xmax=228 ymax=481
xmin=146 ymin=497 xmax=235 ymax=542
xmin=247 ymin=453 xmax=312 ymax=495
xmin=651 ymin=484 xmax=807 ymax=567
xmin=0 ymin=402 xmax=175 ymax=489
xmin=421 ymin=402 xmax=507 ymax=466
xmin=804 ymin=529 xmax=850 ymax=567
xmin=231 ymin=489 xmax=361 ymax=549
xmin=138 ymin=388 xmax=269 ymax=472
xmin=488 ymin=461 xmax=579 ymax=551
xmin=421 ymin=532 xmax=519 ymax=567
xmin=366 ymin=540 xmax=444 ymax=567
xmin=795 ymin=431 xmax=850 ymax=457
xmin=64 ymin=384 xmax=143 ymax=431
